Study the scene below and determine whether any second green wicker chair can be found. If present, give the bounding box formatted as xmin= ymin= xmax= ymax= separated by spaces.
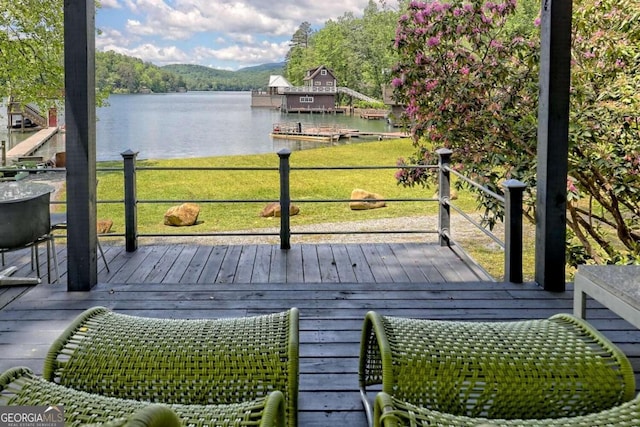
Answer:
xmin=374 ymin=390 xmax=640 ymax=427
xmin=359 ymin=311 xmax=636 ymax=427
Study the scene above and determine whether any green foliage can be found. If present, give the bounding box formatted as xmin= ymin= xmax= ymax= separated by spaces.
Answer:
xmin=163 ymin=63 xmax=284 ymax=91
xmin=392 ymin=0 xmax=640 ymax=266
xmin=0 ymin=0 xmax=64 ymax=107
xmin=96 ymin=51 xmax=187 ymax=94
xmin=284 ymin=1 xmax=399 ymax=99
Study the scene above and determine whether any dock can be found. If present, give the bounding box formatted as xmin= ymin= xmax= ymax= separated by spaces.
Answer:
xmin=270 ymin=122 xmax=409 ymax=142
xmin=358 ymin=109 xmax=388 ymax=120
xmin=5 ymin=127 xmax=59 ymax=161
xmin=271 ymin=122 xmax=342 ymax=142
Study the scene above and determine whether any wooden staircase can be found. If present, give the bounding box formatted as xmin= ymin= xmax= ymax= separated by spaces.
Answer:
xmin=8 ymin=101 xmax=49 ymax=128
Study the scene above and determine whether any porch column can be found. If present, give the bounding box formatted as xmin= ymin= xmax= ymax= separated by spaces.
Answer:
xmin=64 ymin=0 xmax=97 ymax=291
xmin=535 ymin=0 xmax=572 ymax=292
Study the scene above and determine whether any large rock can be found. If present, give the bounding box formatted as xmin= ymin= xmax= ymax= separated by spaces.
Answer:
xmin=349 ymin=189 xmax=387 ymax=210
xmin=260 ymin=202 xmax=300 ymax=217
xmin=97 ymin=219 xmax=113 ymax=234
xmin=164 ymin=203 xmax=200 ymax=226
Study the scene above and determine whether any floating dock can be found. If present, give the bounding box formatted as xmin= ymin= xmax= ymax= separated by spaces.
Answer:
xmin=271 ymin=123 xmax=341 ymax=142
xmin=270 ymin=122 xmax=409 ymax=142
xmin=358 ymin=109 xmax=388 ymax=120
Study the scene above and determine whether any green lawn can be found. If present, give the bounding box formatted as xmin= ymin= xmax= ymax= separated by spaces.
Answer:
xmin=83 ymin=138 xmax=534 ymax=280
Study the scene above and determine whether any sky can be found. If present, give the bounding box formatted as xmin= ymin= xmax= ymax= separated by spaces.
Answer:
xmin=96 ymin=0 xmax=379 ymax=70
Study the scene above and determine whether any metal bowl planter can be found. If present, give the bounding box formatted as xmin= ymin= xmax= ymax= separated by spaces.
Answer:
xmin=0 ymin=182 xmax=52 ymax=250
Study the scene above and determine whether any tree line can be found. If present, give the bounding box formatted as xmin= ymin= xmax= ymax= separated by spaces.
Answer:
xmin=95 ymin=52 xmax=285 ymax=94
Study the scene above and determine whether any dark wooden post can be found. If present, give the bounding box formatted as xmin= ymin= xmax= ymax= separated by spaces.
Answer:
xmin=64 ymin=0 xmax=97 ymax=291
xmin=503 ymin=179 xmax=526 ymax=284
xmin=536 ymin=0 xmax=572 ymax=292
xmin=437 ymin=148 xmax=453 ymax=246
xmin=122 ymin=150 xmax=138 ymax=252
xmin=278 ymin=149 xmax=291 ymax=250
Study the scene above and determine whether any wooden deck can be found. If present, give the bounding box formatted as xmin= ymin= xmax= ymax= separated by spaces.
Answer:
xmin=1 ymin=242 xmax=639 ymax=426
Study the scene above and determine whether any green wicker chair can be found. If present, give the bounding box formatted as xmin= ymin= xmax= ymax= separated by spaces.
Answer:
xmin=374 ymin=391 xmax=640 ymax=426
xmin=0 ymin=366 xmax=284 ymax=427
xmin=359 ymin=312 xmax=636 ymax=427
xmin=18 ymin=306 xmax=298 ymax=427
xmin=80 ymin=404 xmax=182 ymax=427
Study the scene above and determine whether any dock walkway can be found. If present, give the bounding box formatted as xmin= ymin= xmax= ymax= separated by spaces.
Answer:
xmin=6 ymin=127 xmax=59 ymax=161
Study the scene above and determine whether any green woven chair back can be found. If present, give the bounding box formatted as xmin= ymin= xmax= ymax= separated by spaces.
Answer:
xmin=42 ymin=307 xmax=298 ymax=427
xmin=360 ymin=312 xmax=635 ymax=420
xmin=375 ymin=391 xmax=640 ymax=427
xmin=1 ymin=367 xmax=285 ymax=427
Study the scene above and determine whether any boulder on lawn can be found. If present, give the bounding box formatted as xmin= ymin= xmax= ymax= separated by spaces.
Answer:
xmin=349 ymin=189 xmax=386 ymax=210
xmin=97 ymin=219 xmax=113 ymax=234
xmin=260 ymin=202 xmax=300 ymax=217
xmin=164 ymin=203 xmax=200 ymax=226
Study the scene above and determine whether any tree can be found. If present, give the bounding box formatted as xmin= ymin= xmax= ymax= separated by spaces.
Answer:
xmin=290 ymin=21 xmax=313 ymax=49
xmin=284 ymin=6 xmax=399 ymax=98
xmin=285 ymin=22 xmax=314 ymax=85
xmin=392 ymin=0 xmax=640 ymax=267
xmin=0 ymin=0 xmax=64 ymax=106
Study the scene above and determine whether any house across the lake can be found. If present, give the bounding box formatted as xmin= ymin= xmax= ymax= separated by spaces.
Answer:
xmin=252 ymin=65 xmax=383 ymax=114
xmin=281 ymin=65 xmax=339 ymax=113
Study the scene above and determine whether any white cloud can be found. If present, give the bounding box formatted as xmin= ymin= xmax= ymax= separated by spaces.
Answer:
xmin=100 ymin=0 xmax=122 ymax=8
xmin=192 ymin=40 xmax=290 ymax=66
xmin=96 ymin=27 xmax=136 ymax=50
xmin=96 ymin=0 xmax=386 ymax=68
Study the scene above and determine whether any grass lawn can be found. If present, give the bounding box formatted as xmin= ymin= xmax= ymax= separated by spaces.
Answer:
xmin=69 ymin=138 xmax=534 ymax=280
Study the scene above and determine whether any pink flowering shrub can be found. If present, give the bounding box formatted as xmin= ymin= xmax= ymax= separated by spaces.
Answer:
xmin=393 ymin=0 xmax=640 ymax=264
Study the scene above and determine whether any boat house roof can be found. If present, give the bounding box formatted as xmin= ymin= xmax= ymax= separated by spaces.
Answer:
xmin=268 ymin=75 xmax=292 ymax=88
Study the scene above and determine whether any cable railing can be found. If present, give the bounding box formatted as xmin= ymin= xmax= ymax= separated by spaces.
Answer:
xmin=117 ymin=148 xmax=526 ymax=282
xmin=0 ymin=148 xmax=526 ymax=282
xmin=436 ymin=148 xmax=526 ymax=283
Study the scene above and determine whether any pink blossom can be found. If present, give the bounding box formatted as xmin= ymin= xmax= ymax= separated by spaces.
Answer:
xmin=460 ymin=66 xmax=470 ymax=75
xmin=427 ymin=36 xmax=441 ymax=47
xmin=425 ymin=80 xmax=438 ymax=91
xmin=534 ymin=17 xmax=541 ymax=26
xmin=392 ymin=77 xmax=404 ymax=88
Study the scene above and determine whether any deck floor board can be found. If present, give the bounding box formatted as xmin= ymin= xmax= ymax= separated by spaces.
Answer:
xmin=1 ymin=242 xmax=638 ymax=426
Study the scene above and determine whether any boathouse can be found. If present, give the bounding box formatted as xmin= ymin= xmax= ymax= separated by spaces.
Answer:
xmin=250 ymin=75 xmax=292 ymax=108
xmin=281 ymin=65 xmax=338 ymax=113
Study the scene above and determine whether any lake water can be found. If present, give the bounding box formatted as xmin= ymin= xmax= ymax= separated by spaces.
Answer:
xmin=2 ymin=92 xmax=394 ymax=162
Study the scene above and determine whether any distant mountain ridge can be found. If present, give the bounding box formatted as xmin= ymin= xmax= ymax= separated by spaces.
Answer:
xmin=96 ymin=50 xmax=284 ymax=93
xmin=162 ymin=62 xmax=285 ymax=91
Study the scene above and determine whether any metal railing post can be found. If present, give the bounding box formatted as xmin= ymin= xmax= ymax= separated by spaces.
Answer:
xmin=503 ymin=179 xmax=526 ymax=283
xmin=278 ymin=149 xmax=291 ymax=250
xmin=121 ymin=149 xmax=138 ymax=252
xmin=1 ymin=140 xmax=5 ymax=166
xmin=437 ymin=148 xmax=453 ymax=246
